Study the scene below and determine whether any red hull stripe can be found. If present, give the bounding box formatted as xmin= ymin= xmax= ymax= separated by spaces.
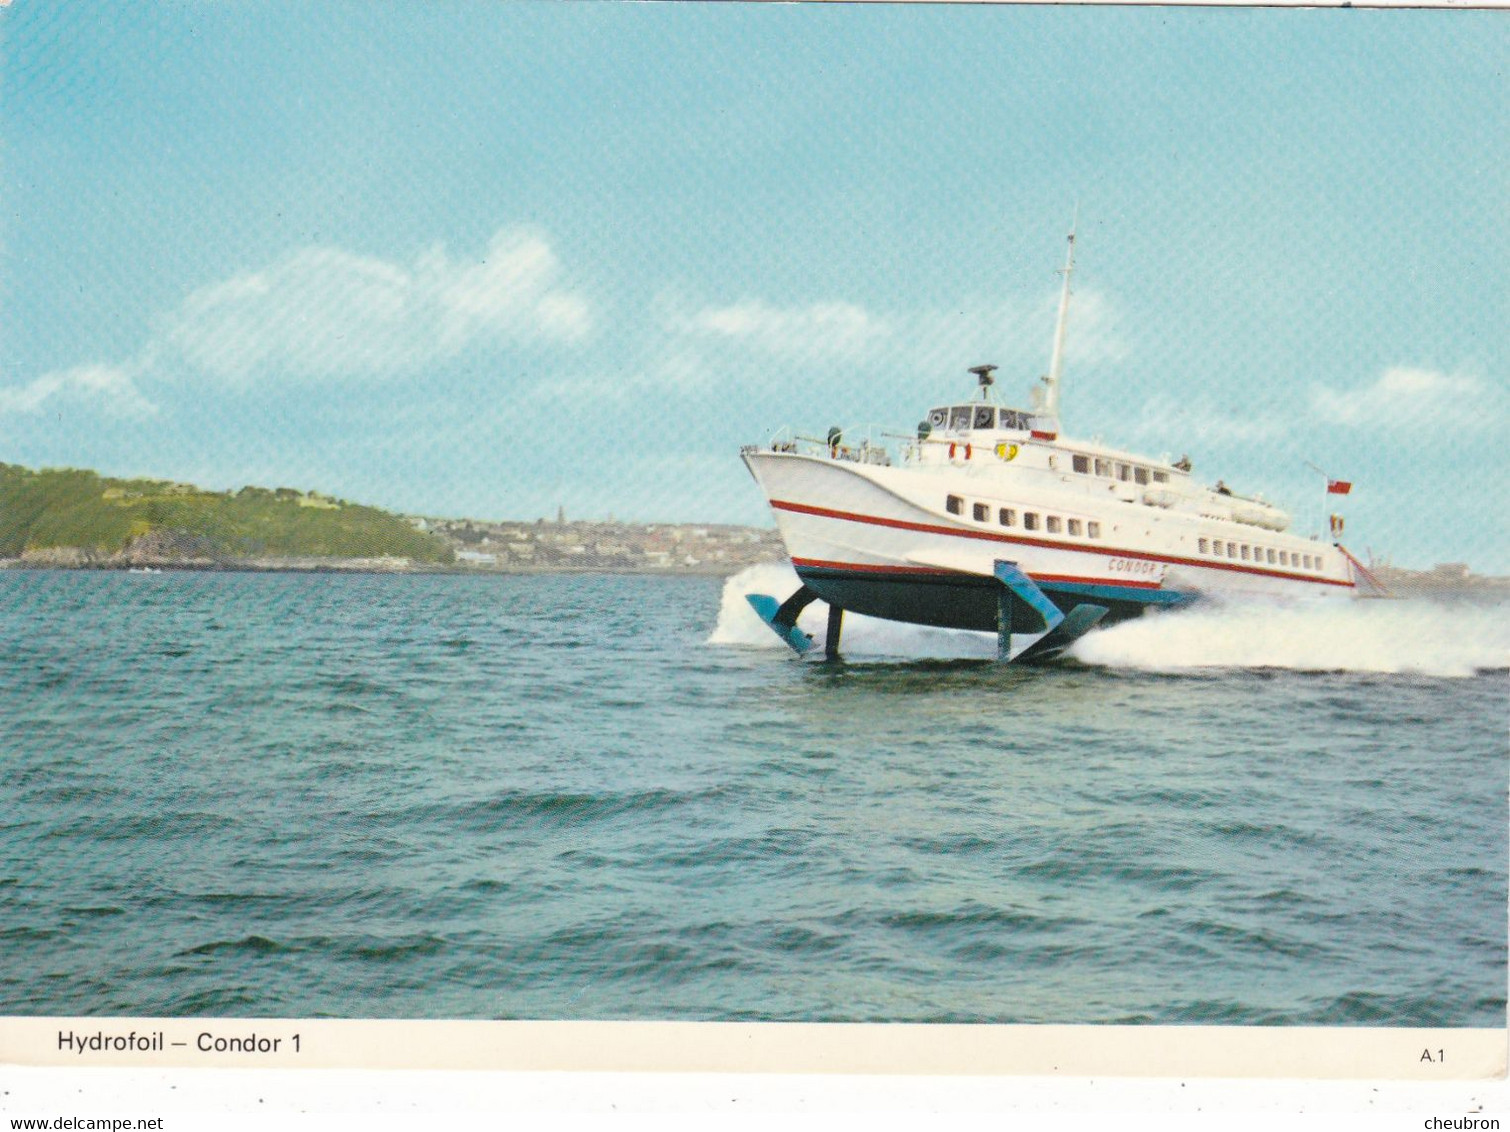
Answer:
xmin=771 ymin=498 xmax=1355 ymax=589
xmin=1031 ymin=571 xmax=1162 ymax=591
xmin=791 ymin=557 xmax=1164 ymax=591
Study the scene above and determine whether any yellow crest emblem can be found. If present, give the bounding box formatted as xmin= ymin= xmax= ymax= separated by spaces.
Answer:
xmin=995 ymin=443 xmax=1018 ymax=461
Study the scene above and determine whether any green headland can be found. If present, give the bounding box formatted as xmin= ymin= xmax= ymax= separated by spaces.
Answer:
xmin=0 ymin=462 xmax=453 ymax=568
xmin=0 ymin=462 xmax=785 ymax=574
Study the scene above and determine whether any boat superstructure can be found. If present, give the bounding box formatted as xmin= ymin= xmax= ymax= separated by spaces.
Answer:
xmin=740 ymin=231 xmax=1368 ymax=662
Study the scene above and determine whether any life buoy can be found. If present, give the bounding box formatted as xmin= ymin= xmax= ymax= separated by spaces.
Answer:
xmin=964 ymin=444 xmax=973 ymax=460
xmin=948 ymin=442 xmax=957 ymax=459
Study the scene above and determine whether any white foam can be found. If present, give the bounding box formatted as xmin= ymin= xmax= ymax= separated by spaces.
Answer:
xmin=711 ymin=566 xmax=1510 ymax=676
xmin=1069 ymin=595 xmax=1510 ymax=678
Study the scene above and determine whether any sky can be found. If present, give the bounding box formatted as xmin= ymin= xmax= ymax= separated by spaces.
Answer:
xmin=2 ymin=2 xmax=1506 ymax=570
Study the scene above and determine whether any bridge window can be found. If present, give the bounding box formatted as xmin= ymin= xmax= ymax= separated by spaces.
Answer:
xmin=1024 ymin=512 xmax=1040 ymax=531
xmin=999 ymin=508 xmax=1016 ymax=527
xmin=1117 ymin=463 xmax=1132 ymax=481
xmin=1072 ymin=454 xmax=1090 ymax=474
xmin=946 ymin=495 xmax=963 ymax=515
xmin=1067 ymin=519 xmax=1083 ymax=536
xmin=1087 ymin=522 xmax=1101 ymax=538
xmin=949 ymin=407 xmax=972 ymax=431
xmin=1046 ymin=516 xmax=1062 ymax=534
xmin=1199 ymin=538 xmax=1209 ymax=553
xmin=1134 ymin=467 xmax=1150 ymax=485
xmin=973 ymin=502 xmax=989 ymax=522
xmin=1094 ymin=458 xmax=1112 ymax=477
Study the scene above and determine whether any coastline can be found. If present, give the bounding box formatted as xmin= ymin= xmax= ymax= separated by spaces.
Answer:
xmin=0 ymin=559 xmax=784 ymax=578
xmin=0 ymin=551 xmax=786 ymax=579
xmin=4 ymin=555 xmax=1505 ymax=593
xmin=0 ymin=505 xmax=787 ymax=578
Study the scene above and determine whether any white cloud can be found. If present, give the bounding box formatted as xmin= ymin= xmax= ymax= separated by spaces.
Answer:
xmin=1054 ymin=287 xmax=1129 ymax=366
xmin=161 ymin=227 xmax=590 ymax=385
xmin=660 ymin=284 xmax=1124 ymax=374
xmin=1120 ymin=395 xmax=1284 ymax=448
xmin=1310 ymin=366 xmax=1494 ymax=430
xmin=630 ymin=283 xmax=1130 ymax=408
xmin=0 ymin=364 xmax=157 ymax=419
xmin=678 ymin=300 xmax=890 ymax=360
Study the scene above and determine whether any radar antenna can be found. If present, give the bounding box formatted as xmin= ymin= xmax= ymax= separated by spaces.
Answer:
xmin=969 ymin=364 xmax=998 ymax=401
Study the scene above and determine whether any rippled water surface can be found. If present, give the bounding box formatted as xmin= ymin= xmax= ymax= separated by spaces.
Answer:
xmin=2 ymin=568 xmax=1505 ymax=1023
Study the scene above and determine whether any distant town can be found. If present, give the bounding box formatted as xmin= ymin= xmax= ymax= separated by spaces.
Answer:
xmin=416 ymin=509 xmax=785 ymax=575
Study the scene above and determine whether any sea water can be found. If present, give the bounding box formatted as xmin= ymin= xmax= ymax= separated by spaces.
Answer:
xmin=1 ymin=566 xmax=1505 ymax=1024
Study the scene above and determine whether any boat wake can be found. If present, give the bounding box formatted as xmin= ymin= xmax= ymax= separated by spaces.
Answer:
xmin=1071 ymin=595 xmax=1509 ymax=678
xmin=709 ymin=565 xmax=1510 ymax=677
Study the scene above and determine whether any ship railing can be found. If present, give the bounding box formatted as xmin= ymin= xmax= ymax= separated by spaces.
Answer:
xmin=756 ymin=422 xmax=906 ymax=467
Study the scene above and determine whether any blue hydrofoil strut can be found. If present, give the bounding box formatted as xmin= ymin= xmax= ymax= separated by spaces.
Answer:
xmin=744 ymin=560 xmax=1107 ymax=663
xmin=993 ymin=560 xmax=1109 ymax=664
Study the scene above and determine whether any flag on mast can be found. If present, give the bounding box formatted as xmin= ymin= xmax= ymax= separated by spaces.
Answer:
xmin=1327 ymin=479 xmax=1352 ymax=495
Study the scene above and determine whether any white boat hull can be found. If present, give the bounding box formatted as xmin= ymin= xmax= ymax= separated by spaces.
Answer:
xmin=743 ymin=449 xmax=1354 ymax=635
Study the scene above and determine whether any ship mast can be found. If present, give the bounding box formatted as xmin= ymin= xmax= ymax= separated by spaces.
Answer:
xmin=1042 ymin=223 xmax=1076 ymax=425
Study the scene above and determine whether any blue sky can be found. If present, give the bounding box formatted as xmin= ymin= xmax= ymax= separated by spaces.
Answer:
xmin=3 ymin=3 xmax=1506 ymax=569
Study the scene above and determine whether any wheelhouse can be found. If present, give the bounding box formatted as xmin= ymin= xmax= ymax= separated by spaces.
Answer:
xmin=925 ymin=404 xmax=1035 ymax=434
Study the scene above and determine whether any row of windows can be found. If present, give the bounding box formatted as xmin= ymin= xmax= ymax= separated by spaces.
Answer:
xmin=947 ymin=496 xmax=1102 ymax=539
xmin=945 ymin=493 xmax=1324 ymax=571
xmin=1198 ymin=538 xmax=1322 ymax=571
xmin=1070 ymin=454 xmax=1169 ymax=486
xmin=944 ymin=491 xmax=1325 ymax=572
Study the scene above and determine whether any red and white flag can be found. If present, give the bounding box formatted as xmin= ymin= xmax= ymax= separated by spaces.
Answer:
xmin=1327 ymin=479 xmax=1352 ymax=495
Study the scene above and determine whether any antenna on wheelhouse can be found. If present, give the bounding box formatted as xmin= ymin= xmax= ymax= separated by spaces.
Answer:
xmin=1041 ymin=215 xmax=1077 ymax=425
xmin=969 ymin=364 xmax=998 ymax=401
